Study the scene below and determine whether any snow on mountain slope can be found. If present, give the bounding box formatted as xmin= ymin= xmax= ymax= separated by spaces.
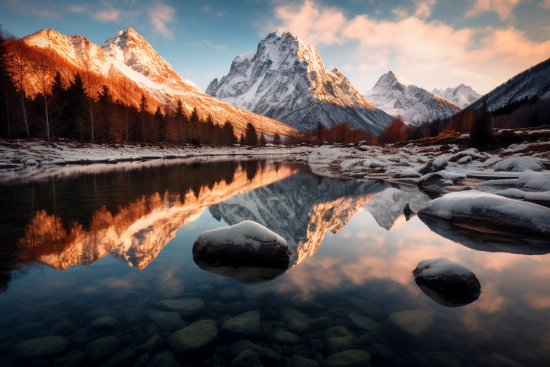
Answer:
xmin=21 ymin=29 xmax=296 ymax=136
xmin=469 ymin=56 xmax=550 ymax=112
xmin=206 ymin=31 xmax=393 ymax=134
xmin=364 ymin=71 xmax=462 ymax=125
xmin=432 ymin=84 xmax=481 ymax=108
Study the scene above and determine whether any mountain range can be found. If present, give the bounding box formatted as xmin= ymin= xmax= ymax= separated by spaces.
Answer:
xmin=363 ymin=71 xmax=463 ymax=125
xmin=206 ymin=31 xmax=393 ymax=134
xmin=21 ymin=28 xmax=296 ymax=136
xmin=432 ymin=84 xmax=481 ymax=109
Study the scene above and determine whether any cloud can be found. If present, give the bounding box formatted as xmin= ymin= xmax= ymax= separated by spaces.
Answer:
xmin=392 ymin=7 xmax=409 ymax=19
xmin=2 ymin=0 xmax=59 ymax=18
xmin=180 ymin=69 xmax=195 ymax=77
xmin=272 ymin=0 xmax=347 ymax=45
xmin=539 ymin=0 xmax=550 ymax=8
xmin=65 ymin=2 xmax=139 ymax=24
xmin=199 ymin=6 xmax=211 ymax=12
xmin=91 ymin=9 xmax=124 ymax=22
xmin=270 ymin=0 xmax=550 ymax=93
xmin=149 ymin=2 xmax=176 ymax=39
xmin=414 ymin=0 xmax=436 ymax=18
xmin=343 ymin=64 xmax=353 ymax=71
xmin=465 ymin=0 xmax=525 ymax=20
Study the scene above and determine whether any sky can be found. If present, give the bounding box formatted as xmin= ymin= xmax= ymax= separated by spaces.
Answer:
xmin=1 ymin=0 xmax=550 ymax=95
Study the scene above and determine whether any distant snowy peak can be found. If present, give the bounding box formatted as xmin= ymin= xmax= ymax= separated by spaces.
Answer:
xmin=206 ymin=31 xmax=393 ymax=133
xmin=432 ymin=84 xmax=480 ymax=108
xmin=100 ymin=28 xmax=201 ymax=93
xmin=364 ymin=71 xmax=462 ymax=125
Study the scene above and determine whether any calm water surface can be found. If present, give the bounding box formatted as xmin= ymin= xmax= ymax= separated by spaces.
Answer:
xmin=1 ymin=159 xmax=549 ymax=367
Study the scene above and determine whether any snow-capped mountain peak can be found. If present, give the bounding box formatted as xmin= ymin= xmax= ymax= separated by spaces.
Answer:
xmin=206 ymin=31 xmax=393 ymax=133
xmin=100 ymin=28 xmax=200 ymax=92
xmin=364 ymin=71 xmax=462 ymax=125
xmin=432 ymin=84 xmax=481 ymax=108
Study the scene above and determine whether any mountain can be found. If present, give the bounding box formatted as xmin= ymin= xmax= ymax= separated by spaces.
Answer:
xmin=364 ymin=71 xmax=462 ymax=125
xmin=20 ymin=28 xmax=296 ymax=136
xmin=205 ymin=31 xmax=393 ymax=134
xmin=469 ymin=56 xmax=550 ymax=112
xmin=432 ymin=84 xmax=481 ymax=108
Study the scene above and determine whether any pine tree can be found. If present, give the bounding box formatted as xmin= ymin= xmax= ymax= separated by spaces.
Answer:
xmin=0 ymin=26 xmax=16 ymax=138
xmin=140 ymin=94 xmax=147 ymax=142
xmin=273 ymin=133 xmax=281 ymax=145
xmin=259 ymin=133 xmax=267 ymax=146
xmin=154 ymin=106 xmax=165 ymax=142
xmin=175 ymin=100 xmax=186 ymax=143
xmin=245 ymin=123 xmax=258 ymax=146
xmin=239 ymin=134 xmax=245 ymax=145
xmin=470 ymin=97 xmax=493 ymax=149
xmin=66 ymin=72 xmax=86 ymax=141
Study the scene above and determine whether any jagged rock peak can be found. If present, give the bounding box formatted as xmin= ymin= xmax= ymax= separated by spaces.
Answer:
xmin=374 ymin=71 xmax=414 ymax=89
xmin=206 ymin=31 xmax=393 ymax=133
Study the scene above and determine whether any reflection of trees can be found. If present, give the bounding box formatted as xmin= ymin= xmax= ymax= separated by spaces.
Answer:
xmin=12 ymin=161 xmax=301 ymax=273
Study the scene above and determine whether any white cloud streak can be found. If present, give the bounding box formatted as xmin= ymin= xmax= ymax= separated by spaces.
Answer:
xmin=465 ymin=0 xmax=526 ymax=20
xmin=149 ymin=2 xmax=176 ymax=39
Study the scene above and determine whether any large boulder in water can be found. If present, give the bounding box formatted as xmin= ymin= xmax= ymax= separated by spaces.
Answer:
xmin=413 ymin=257 xmax=481 ymax=307
xmin=418 ymin=191 xmax=550 ymax=237
xmin=413 ymin=258 xmax=481 ymax=293
xmin=192 ymin=220 xmax=291 ymax=262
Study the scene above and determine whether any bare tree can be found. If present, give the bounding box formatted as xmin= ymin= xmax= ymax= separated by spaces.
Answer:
xmin=10 ymin=40 xmax=30 ymax=136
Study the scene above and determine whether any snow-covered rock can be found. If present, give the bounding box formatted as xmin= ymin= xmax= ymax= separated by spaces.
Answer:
xmin=192 ymin=220 xmax=291 ymax=262
xmin=206 ymin=31 xmax=393 ymax=133
xmin=432 ymin=84 xmax=481 ymax=108
xmin=364 ymin=71 xmax=461 ymax=125
xmin=517 ymin=172 xmax=550 ymax=191
xmin=25 ymin=159 xmax=38 ymax=166
xmin=418 ymin=171 xmax=465 ymax=188
xmin=457 ymin=156 xmax=472 ymax=164
xmin=413 ymin=258 xmax=481 ymax=293
xmin=494 ymin=157 xmax=543 ymax=172
xmin=395 ymin=168 xmax=421 ymax=178
xmin=419 ymin=191 xmax=550 ymax=236
xmin=363 ymin=159 xmax=387 ymax=169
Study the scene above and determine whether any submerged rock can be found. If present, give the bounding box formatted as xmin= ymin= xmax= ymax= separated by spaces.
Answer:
xmin=84 ymin=336 xmax=120 ymax=363
xmin=384 ymin=310 xmax=434 ymax=347
xmin=348 ymin=314 xmax=382 ymax=333
xmin=273 ymin=330 xmax=301 ymax=346
xmin=156 ymin=298 xmax=205 ymax=318
xmin=323 ymin=326 xmax=359 ymax=355
xmin=418 ymin=191 xmax=550 ymax=237
xmin=91 ymin=316 xmax=120 ymax=332
xmin=167 ymin=319 xmax=218 ymax=354
xmin=232 ymin=349 xmax=263 ymax=367
xmin=15 ymin=336 xmax=69 ymax=359
xmin=287 ymin=316 xmax=332 ymax=335
xmin=289 ymin=294 xmax=324 ymax=312
xmin=192 ymin=220 xmax=291 ymax=262
xmin=146 ymin=311 xmax=185 ymax=332
xmin=221 ymin=311 xmax=261 ymax=340
xmin=291 ymin=355 xmax=320 ymax=367
xmin=227 ymin=339 xmax=282 ymax=366
xmin=325 ymin=350 xmax=372 ymax=367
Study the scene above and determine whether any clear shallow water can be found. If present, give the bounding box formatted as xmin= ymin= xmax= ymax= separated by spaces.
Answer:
xmin=1 ymin=159 xmax=550 ymax=367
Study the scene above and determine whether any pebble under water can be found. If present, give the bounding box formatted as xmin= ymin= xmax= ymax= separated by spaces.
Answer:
xmin=1 ymin=158 xmax=550 ymax=367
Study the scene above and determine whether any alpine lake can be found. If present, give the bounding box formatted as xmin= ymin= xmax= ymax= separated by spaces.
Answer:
xmin=1 ymin=157 xmax=550 ymax=367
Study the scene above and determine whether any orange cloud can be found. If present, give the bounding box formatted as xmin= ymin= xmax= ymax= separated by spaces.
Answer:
xmin=466 ymin=0 xmax=525 ymax=20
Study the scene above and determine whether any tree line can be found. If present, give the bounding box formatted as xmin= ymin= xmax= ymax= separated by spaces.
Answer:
xmin=0 ymin=26 xmax=281 ymax=146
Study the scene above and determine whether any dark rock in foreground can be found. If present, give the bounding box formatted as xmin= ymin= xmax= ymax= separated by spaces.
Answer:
xmin=168 ymin=319 xmax=218 ymax=354
xmin=413 ymin=257 xmax=481 ymax=294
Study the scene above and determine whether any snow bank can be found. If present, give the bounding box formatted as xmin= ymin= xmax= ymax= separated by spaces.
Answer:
xmin=418 ymin=171 xmax=466 ymax=187
xmin=192 ymin=220 xmax=291 ymax=262
xmin=494 ymin=188 xmax=550 ymax=202
xmin=517 ymin=172 xmax=550 ymax=191
xmin=363 ymin=159 xmax=387 ymax=169
xmin=419 ymin=191 xmax=550 ymax=236
xmin=494 ymin=157 xmax=543 ymax=172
